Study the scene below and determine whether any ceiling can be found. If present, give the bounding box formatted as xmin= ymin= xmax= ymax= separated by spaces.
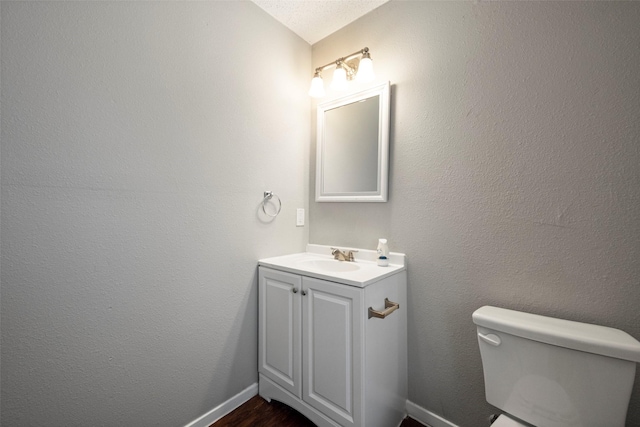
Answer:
xmin=251 ymin=0 xmax=390 ymax=45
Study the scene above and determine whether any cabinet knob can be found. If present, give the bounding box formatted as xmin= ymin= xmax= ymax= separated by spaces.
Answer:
xmin=292 ymin=287 xmax=298 ymax=293
xmin=301 ymin=290 xmax=307 ymax=296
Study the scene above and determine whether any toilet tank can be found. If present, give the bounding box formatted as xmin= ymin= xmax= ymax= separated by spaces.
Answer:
xmin=473 ymin=306 xmax=640 ymax=427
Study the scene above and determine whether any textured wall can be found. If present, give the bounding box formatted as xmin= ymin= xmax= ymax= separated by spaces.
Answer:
xmin=1 ymin=2 xmax=309 ymax=425
xmin=309 ymin=2 xmax=640 ymax=426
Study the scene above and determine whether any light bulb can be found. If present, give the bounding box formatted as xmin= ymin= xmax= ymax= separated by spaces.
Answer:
xmin=356 ymin=55 xmax=374 ymax=83
xmin=308 ymin=74 xmax=325 ymax=98
xmin=330 ymin=65 xmax=348 ymax=91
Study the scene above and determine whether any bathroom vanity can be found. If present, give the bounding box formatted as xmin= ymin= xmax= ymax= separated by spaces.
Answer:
xmin=258 ymin=244 xmax=407 ymax=427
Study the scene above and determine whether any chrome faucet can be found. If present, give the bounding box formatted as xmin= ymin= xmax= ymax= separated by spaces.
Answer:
xmin=331 ymin=248 xmax=358 ymax=262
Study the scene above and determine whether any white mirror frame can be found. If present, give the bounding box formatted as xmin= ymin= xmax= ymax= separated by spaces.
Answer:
xmin=315 ymin=82 xmax=390 ymax=202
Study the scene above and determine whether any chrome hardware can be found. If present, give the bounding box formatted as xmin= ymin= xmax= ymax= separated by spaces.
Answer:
xmin=331 ymin=247 xmax=358 ymax=262
xmin=368 ymin=298 xmax=400 ymax=319
xmin=301 ymin=290 xmax=307 ymax=296
xmin=478 ymin=332 xmax=501 ymax=347
xmin=292 ymin=287 xmax=298 ymax=294
xmin=262 ymin=191 xmax=282 ymax=218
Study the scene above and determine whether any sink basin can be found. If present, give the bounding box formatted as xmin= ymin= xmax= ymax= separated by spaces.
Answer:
xmin=296 ymin=259 xmax=361 ymax=273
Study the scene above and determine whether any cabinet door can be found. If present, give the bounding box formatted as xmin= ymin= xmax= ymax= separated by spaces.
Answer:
xmin=302 ymin=277 xmax=363 ymax=427
xmin=258 ymin=267 xmax=302 ymax=398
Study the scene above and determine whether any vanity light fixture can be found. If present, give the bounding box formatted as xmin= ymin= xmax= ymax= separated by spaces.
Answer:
xmin=308 ymin=47 xmax=375 ymax=98
xmin=308 ymin=71 xmax=325 ymax=98
xmin=330 ymin=63 xmax=348 ymax=91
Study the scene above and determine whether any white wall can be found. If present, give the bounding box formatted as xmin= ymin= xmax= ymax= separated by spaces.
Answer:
xmin=310 ymin=2 xmax=640 ymax=426
xmin=0 ymin=2 xmax=310 ymax=425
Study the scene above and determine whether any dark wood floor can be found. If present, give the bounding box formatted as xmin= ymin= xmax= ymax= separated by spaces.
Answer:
xmin=211 ymin=395 xmax=425 ymax=427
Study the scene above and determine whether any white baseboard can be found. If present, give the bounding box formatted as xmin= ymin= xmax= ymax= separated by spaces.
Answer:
xmin=183 ymin=383 xmax=258 ymax=427
xmin=406 ymin=400 xmax=459 ymax=427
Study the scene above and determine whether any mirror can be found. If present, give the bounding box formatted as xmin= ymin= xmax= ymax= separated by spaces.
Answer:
xmin=316 ymin=82 xmax=390 ymax=202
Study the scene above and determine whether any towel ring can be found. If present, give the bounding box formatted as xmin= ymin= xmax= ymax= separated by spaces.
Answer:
xmin=262 ymin=191 xmax=281 ymax=218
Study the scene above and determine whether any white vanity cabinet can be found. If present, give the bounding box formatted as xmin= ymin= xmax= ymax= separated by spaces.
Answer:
xmin=258 ymin=248 xmax=407 ymax=427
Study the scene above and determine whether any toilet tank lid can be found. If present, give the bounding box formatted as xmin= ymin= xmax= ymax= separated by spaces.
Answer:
xmin=473 ymin=306 xmax=640 ymax=363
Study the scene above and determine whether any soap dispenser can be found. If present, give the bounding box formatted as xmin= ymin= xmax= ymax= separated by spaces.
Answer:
xmin=377 ymin=238 xmax=389 ymax=266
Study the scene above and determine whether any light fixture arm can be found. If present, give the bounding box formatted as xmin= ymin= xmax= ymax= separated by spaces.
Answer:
xmin=313 ymin=47 xmax=370 ymax=74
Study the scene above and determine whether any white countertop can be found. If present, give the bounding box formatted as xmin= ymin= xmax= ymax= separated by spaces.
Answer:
xmin=258 ymin=244 xmax=406 ymax=287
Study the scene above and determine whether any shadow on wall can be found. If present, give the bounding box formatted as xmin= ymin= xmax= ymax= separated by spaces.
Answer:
xmin=195 ymin=271 xmax=259 ymax=421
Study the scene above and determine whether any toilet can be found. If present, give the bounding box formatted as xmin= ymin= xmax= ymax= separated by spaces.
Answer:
xmin=473 ymin=306 xmax=640 ymax=427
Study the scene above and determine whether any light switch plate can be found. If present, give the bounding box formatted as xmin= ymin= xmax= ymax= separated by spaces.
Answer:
xmin=296 ymin=208 xmax=305 ymax=226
